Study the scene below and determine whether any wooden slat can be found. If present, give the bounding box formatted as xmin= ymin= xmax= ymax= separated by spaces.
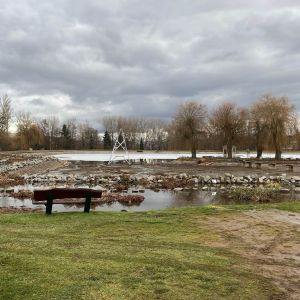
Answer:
xmin=34 ymin=188 xmax=102 ymax=201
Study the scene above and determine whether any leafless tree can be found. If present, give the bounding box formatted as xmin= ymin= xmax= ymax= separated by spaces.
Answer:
xmin=0 ymin=94 xmax=13 ymax=134
xmin=40 ymin=116 xmax=60 ymax=150
xmin=250 ymin=101 xmax=269 ymax=158
xmin=16 ymin=112 xmax=44 ymax=149
xmin=172 ymin=101 xmax=207 ymax=158
xmin=210 ymin=102 xmax=247 ymax=159
xmin=102 ymin=116 xmax=118 ymax=142
xmin=259 ymin=94 xmax=296 ymax=159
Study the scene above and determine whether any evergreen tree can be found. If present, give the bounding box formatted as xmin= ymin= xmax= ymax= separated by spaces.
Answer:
xmin=61 ymin=124 xmax=71 ymax=149
xmin=103 ymin=130 xmax=112 ymax=149
xmin=139 ymin=137 xmax=144 ymax=151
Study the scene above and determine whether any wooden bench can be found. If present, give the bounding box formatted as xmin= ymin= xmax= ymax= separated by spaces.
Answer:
xmin=286 ymin=164 xmax=294 ymax=172
xmin=33 ymin=188 xmax=102 ymax=215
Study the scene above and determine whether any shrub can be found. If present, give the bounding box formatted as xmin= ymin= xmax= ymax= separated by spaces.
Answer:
xmin=223 ymin=183 xmax=281 ymax=203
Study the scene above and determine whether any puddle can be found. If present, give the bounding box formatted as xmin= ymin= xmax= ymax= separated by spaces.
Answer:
xmin=1 ymin=184 xmax=299 ymax=213
xmin=0 ymin=185 xmax=217 ymax=212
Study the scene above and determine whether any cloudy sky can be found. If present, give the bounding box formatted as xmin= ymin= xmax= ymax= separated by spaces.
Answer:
xmin=0 ymin=0 xmax=299 ymax=127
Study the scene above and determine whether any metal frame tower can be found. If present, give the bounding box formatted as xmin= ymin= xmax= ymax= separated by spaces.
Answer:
xmin=108 ymin=129 xmax=130 ymax=164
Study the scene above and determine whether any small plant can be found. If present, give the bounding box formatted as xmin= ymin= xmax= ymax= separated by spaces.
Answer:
xmin=224 ymin=183 xmax=281 ymax=203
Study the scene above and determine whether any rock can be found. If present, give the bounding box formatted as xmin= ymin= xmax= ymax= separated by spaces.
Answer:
xmin=174 ymin=187 xmax=184 ymax=191
xmin=236 ymin=177 xmax=244 ymax=184
xmin=280 ymin=188 xmax=290 ymax=194
xmin=147 ymin=175 xmax=156 ymax=181
xmin=179 ymin=173 xmax=187 ymax=179
xmin=243 ymin=176 xmax=252 ymax=182
xmin=189 ymin=178 xmax=198 ymax=184
xmin=294 ymin=187 xmax=300 ymax=193
xmin=203 ymin=176 xmax=211 ymax=183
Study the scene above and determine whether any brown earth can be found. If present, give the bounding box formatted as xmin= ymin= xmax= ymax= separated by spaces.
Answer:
xmin=197 ymin=209 xmax=300 ymax=299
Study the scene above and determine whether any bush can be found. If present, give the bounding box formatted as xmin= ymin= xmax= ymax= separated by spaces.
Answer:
xmin=223 ymin=183 xmax=281 ymax=203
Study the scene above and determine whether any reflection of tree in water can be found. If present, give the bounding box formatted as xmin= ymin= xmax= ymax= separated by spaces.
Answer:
xmin=171 ymin=190 xmax=215 ymax=207
xmin=62 ymin=196 xmax=144 ymax=210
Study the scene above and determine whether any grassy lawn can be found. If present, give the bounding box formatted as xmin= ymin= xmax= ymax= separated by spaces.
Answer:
xmin=1 ymin=202 xmax=299 ymax=300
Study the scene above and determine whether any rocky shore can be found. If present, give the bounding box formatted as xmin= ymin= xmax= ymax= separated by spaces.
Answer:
xmin=21 ymin=172 xmax=300 ymax=190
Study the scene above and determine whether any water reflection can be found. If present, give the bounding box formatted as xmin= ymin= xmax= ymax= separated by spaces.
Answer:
xmin=1 ymin=187 xmax=299 ymax=213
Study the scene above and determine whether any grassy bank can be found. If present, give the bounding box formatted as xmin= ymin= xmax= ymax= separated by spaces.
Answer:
xmin=1 ymin=202 xmax=299 ymax=299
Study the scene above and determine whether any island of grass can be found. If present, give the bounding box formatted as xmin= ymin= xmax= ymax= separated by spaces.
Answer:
xmin=0 ymin=202 xmax=299 ymax=299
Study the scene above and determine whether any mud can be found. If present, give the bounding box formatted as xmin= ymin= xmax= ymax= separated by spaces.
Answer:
xmin=200 ymin=209 xmax=300 ymax=299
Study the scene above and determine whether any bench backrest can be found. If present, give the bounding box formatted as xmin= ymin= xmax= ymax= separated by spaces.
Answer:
xmin=34 ymin=188 xmax=102 ymax=201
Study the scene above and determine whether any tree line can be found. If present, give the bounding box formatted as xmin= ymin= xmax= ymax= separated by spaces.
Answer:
xmin=0 ymin=93 xmax=299 ymax=159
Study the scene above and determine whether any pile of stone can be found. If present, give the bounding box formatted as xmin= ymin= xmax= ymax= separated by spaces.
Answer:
xmin=0 ymin=156 xmax=55 ymax=173
xmin=21 ymin=173 xmax=300 ymax=191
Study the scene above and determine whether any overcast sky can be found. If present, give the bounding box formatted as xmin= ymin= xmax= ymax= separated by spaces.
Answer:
xmin=0 ymin=0 xmax=299 ymax=128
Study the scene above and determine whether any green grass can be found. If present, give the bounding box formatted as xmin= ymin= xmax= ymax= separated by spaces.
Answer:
xmin=1 ymin=202 xmax=299 ymax=300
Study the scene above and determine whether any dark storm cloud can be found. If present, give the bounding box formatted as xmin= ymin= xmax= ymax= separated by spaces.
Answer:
xmin=0 ymin=0 xmax=300 ymax=127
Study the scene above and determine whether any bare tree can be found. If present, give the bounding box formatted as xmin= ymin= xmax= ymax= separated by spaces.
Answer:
xmin=102 ymin=116 xmax=118 ymax=142
xmin=210 ymin=102 xmax=247 ymax=159
xmin=78 ymin=122 xmax=100 ymax=149
xmin=172 ymin=101 xmax=207 ymax=158
xmin=250 ymin=101 xmax=269 ymax=158
xmin=16 ymin=112 xmax=44 ymax=149
xmin=40 ymin=116 xmax=60 ymax=150
xmin=259 ymin=94 xmax=296 ymax=159
xmin=0 ymin=94 xmax=13 ymax=134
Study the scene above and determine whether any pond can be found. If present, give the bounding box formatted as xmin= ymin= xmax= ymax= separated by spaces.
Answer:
xmin=53 ymin=151 xmax=300 ymax=162
xmin=0 ymin=187 xmax=216 ymax=212
xmin=1 ymin=185 xmax=299 ymax=213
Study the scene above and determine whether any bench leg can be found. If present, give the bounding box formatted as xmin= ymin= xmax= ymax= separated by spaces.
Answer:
xmin=84 ymin=194 xmax=92 ymax=213
xmin=46 ymin=194 xmax=53 ymax=215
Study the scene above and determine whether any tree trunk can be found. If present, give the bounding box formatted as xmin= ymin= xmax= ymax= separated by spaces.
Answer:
xmin=256 ymin=147 xmax=263 ymax=159
xmin=191 ymin=148 xmax=196 ymax=159
xmin=191 ymin=135 xmax=197 ymax=159
xmin=227 ymin=141 xmax=233 ymax=159
xmin=275 ymin=149 xmax=282 ymax=160
xmin=256 ymin=131 xmax=263 ymax=158
xmin=273 ymin=132 xmax=282 ymax=160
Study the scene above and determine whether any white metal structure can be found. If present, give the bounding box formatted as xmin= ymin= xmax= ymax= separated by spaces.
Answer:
xmin=108 ymin=129 xmax=130 ymax=164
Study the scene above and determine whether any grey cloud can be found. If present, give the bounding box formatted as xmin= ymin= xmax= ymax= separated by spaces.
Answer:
xmin=0 ymin=0 xmax=299 ymax=126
